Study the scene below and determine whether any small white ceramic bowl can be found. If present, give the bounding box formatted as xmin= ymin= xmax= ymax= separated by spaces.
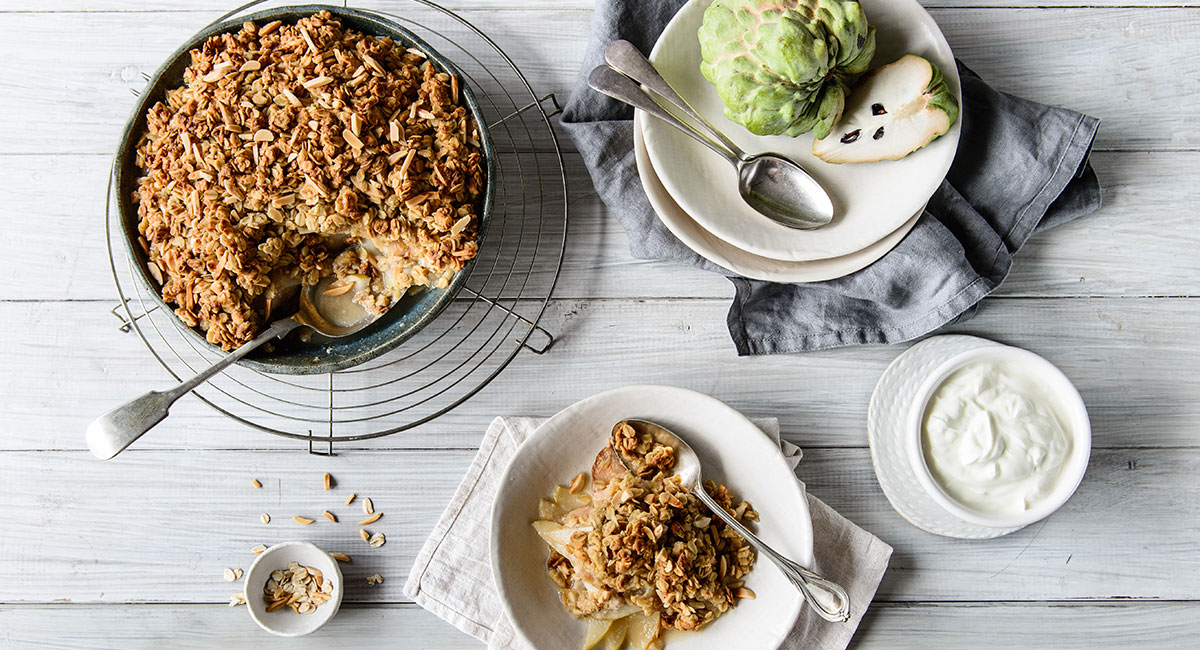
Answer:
xmin=905 ymin=345 xmax=1091 ymax=529
xmin=244 ymin=541 xmax=343 ymax=637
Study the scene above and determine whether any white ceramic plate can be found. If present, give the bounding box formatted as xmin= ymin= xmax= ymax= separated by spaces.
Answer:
xmin=635 ymin=119 xmax=921 ymax=283
xmin=492 ymin=385 xmax=812 ymax=650
xmin=642 ymin=0 xmax=960 ymax=262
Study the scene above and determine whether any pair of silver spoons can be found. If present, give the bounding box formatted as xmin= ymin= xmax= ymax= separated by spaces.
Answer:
xmin=590 ymin=40 xmax=834 ymax=230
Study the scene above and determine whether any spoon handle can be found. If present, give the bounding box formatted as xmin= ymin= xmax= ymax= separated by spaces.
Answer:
xmin=85 ymin=317 xmax=301 ymax=460
xmin=587 ymin=65 xmax=739 ymax=167
xmin=696 ymin=486 xmax=852 ymax=623
xmin=603 ymin=40 xmax=746 ymax=159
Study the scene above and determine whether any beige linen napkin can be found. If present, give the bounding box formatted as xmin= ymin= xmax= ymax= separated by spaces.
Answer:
xmin=405 ymin=417 xmax=892 ymax=649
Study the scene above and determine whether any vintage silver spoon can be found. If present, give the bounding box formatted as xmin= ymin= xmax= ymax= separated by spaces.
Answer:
xmin=86 ymin=275 xmax=377 ymax=460
xmin=611 ymin=419 xmax=852 ymax=623
xmin=590 ymin=41 xmax=834 ymax=230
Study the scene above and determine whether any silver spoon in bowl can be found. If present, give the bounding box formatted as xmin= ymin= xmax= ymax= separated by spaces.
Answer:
xmin=611 ymin=419 xmax=852 ymax=623
xmin=590 ymin=41 xmax=834 ymax=230
xmin=85 ymin=274 xmax=379 ymax=460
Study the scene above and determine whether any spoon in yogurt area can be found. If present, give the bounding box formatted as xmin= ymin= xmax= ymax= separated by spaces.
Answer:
xmin=610 ymin=419 xmax=853 ymax=623
xmin=85 ymin=271 xmax=379 ymax=460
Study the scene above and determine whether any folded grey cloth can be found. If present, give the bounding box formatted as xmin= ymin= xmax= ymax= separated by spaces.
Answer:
xmin=561 ymin=0 xmax=1102 ymax=355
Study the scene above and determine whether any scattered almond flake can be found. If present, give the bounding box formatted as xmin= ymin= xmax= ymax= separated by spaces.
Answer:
xmin=344 ymin=493 xmax=357 ymax=506
xmin=260 ymin=513 xmax=271 ymax=525
xmin=223 ymin=568 xmax=237 ymax=582
xmin=323 ymin=472 xmax=332 ymax=491
xmin=298 ymin=26 xmax=319 ymax=53
xmin=363 ymin=497 xmax=374 ymax=516
xmin=366 ymin=573 xmax=384 ymax=586
xmin=735 ymin=586 xmax=757 ymax=600
xmin=342 ymin=128 xmax=363 ymax=149
xmin=358 ymin=512 xmax=382 ymax=525
xmin=368 ymin=532 xmax=386 ymax=548
xmin=323 ymin=280 xmax=354 ymax=296
xmin=239 ymin=60 xmax=261 ymax=72
xmin=568 ymin=472 xmax=588 ymax=494
xmin=323 ymin=510 xmax=338 ymax=523
xmin=389 ymin=120 xmax=400 ymax=142
xmin=330 ymin=552 xmax=351 ymax=563
xmin=362 ymin=52 xmax=385 ymax=75
xmin=293 ymin=516 xmax=315 ymax=525
xmin=359 ymin=529 xmax=370 ymax=542
xmin=449 ymin=215 xmax=471 ymax=236
xmin=229 ymin=592 xmax=247 ymax=607
xmin=280 ymin=87 xmax=302 ymax=106
xmin=406 ymin=47 xmax=427 ymax=58
xmin=398 ymin=149 xmax=416 ymax=178
xmin=251 ymin=478 xmax=262 ymax=489
xmin=235 ymin=568 xmax=244 ymax=580
xmin=387 ymin=150 xmax=405 ymax=165
xmin=350 ymin=113 xmax=361 ymax=137
xmin=251 ymin=544 xmax=268 ymax=555
xmin=252 ymin=129 xmax=274 ymax=142
xmin=259 ymin=19 xmax=281 ymax=35
xmin=302 ymin=75 xmax=333 ymax=89
xmin=450 ymin=74 xmax=459 ymax=104
xmin=417 ymin=109 xmax=437 ymax=121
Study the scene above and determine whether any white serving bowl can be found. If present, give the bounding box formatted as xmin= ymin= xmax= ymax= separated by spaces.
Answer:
xmin=244 ymin=541 xmax=344 ymax=637
xmin=491 ymin=385 xmax=813 ymax=650
xmin=905 ymin=345 xmax=1092 ymax=529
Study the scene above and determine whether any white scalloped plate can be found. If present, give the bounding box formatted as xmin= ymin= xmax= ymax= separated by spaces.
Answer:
xmin=867 ymin=335 xmax=1027 ymax=539
xmin=643 ymin=0 xmax=960 ymax=262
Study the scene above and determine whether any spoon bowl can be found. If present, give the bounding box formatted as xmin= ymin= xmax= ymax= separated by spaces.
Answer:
xmin=611 ymin=419 xmax=853 ymax=623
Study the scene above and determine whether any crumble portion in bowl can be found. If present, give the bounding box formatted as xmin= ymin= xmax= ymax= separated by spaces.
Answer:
xmin=132 ymin=11 xmax=484 ymax=349
xmin=532 ymin=424 xmax=759 ymax=648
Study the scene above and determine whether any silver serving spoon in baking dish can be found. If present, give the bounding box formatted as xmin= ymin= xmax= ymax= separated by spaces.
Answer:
xmin=590 ymin=40 xmax=834 ymax=230
xmin=611 ymin=419 xmax=852 ymax=623
xmin=86 ymin=274 xmax=379 ymax=461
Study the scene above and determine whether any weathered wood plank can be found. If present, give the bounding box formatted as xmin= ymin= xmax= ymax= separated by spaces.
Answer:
xmin=2 ymin=1 xmax=1196 ymax=15
xmin=0 ymin=151 xmax=1196 ymax=303
xmin=1 ymin=601 xmax=1198 ymax=649
xmin=0 ymin=447 xmax=1196 ymax=603
xmin=1 ymin=297 xmax=1197 ymax=451
xmin=0 ymin=9 xmax=1198 ymax=154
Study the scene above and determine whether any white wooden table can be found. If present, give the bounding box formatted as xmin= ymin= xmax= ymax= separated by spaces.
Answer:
xmin=1 ymin=0 xmax=1198 ymax=647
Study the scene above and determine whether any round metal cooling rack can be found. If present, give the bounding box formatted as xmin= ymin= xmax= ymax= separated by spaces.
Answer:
xmin=106 ymin=0 xmax=567 ymax=449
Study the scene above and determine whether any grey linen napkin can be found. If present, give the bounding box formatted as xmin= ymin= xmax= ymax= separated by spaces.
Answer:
xmin=405 ymin=416 xmax=893 ymax=650
xmin=560 ymin=0 xmax=1102 ymax=355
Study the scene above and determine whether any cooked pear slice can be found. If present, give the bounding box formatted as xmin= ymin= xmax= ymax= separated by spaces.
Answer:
xmin=583 ymin=618 xmax=613 ymax=650
xmin=625 ymin=612 xmax=662 ymax=650
xmin=597 ymin=616 xmax=630 ymax=650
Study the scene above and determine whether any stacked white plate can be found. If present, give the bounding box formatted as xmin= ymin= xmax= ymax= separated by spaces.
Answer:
xmin=634 ymin=0 xmax=961 ymax=282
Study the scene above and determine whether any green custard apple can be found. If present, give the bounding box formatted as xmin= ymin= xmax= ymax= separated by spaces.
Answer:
xmin=813 ymin=54 xmax=960 ymax=164
xmin=698 ymin=0 xmax=876 ymax=139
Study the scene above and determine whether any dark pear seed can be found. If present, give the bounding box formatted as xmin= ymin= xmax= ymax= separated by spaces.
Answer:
xmin=858 ymin=35 xmax=865 ymax=48
xmin=871 ymin=103 xmax=887 ymax=116
xmin=840 ymin=129 xmax=862 ymax=144
xmin=873 ymin=126 xmax=885 ymax=140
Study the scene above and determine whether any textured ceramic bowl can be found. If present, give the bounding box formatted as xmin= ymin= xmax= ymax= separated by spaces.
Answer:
xmin=114 ymin=4 xmax=495 ymax=374
xmin=905 ymin=345 xmax=1092 ymax=529
xmin=244 ymin=541 xmax=344 ymax=637
xmin=491 ymin=385 xmax=812 ymax=650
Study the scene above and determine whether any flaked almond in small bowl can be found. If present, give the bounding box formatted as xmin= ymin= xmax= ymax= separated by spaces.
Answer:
xmin=244 ymin=542 xmax=343 ymax=637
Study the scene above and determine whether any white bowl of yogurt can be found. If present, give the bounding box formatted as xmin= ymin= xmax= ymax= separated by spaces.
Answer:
xmin=905 ymin=345 xmax=1091 ymax=529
